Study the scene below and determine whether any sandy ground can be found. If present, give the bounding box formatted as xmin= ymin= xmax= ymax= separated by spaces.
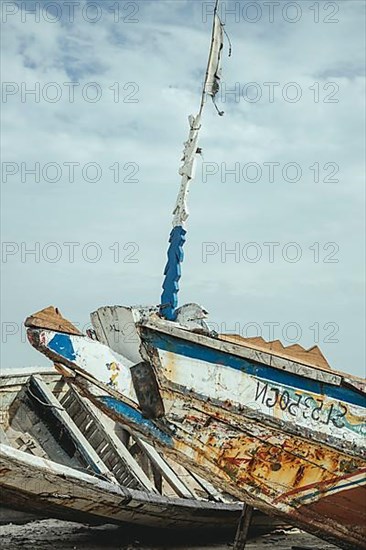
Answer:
xmin=0 ymin=519 xmax=341 ymax=549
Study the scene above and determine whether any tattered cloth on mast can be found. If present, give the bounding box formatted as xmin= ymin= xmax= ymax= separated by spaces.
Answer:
xmin=204 ymin=14 xmax=225 ymax=111
xmin=172 ymin=114 xmax=201 ymax=227
xmin=171 ymin=13 xmax=228 ymax=228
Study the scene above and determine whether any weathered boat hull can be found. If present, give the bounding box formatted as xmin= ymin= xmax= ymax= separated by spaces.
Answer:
xmin=90 ymin=391 xmax=366 ymax=550
xmin=89 ymin=306 xmax=365 ymax=457
xmin=0 ymin=444 xmax=241 ymax=530
xmin=27 ymin=322 xmax=366 ymax=549
xmin=0 ymin=367 xmax=244 ymax=530
xmin=133 ymin=322 xmax=366 ymax=549
xmin=139 ymin=324 xmax=365 ymax=455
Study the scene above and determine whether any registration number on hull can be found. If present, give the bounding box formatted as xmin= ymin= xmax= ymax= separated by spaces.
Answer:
xmin=254 ymin=381 xmax=348 ymax=428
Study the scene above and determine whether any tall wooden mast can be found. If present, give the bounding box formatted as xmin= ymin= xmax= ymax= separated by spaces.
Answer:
xmin=160 ymin=0 xmax=228 ymax=320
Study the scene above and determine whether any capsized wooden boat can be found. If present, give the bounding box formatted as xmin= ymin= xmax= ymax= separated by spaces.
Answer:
xmin=0 ymin=366 xmax=248 ymax=531
xmin=26 ymin=306 xmax=366 ymax=549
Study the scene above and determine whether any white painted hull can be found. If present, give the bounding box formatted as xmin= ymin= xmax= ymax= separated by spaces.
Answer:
xmin=0 ymin=444 xmax=240 ymax=529
xmin=25 ymin=309 xmax=366 ymax=548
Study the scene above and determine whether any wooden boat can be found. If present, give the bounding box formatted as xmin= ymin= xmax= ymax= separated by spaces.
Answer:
xmin=0 ymin=366 xmax=248 ymax=531
xmin=26 ymin=306 xmax=366 ymax=549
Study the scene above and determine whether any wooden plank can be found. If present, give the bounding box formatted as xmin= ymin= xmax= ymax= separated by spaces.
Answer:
xmin=0 ymin=443 xmax=242 ymax=529
xmin=30 ymin=375 xmax=114 ymax=481
xmin=219 ymin=335 xmax=331 ymax=371
xmin=135 ymin=438 xmax=196 ymax=499
xmin=233 ymin=504 xmax=253 ymax=550
xmin=25 ymin=306 xmax=81 ymax=335
xmin=65 ymin=386 xmax=157 ymax=493
xmin=0 ymin=367 xmax=58 ymax=379
xmin=187 ymin=470 xmax=228 ymax=502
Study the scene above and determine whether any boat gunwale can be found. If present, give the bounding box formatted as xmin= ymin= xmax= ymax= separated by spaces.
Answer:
xmin=0 ymin=367 xmax=60 ymax=379
xmin=138 ymin=319 xmax=365 ymax=390
xmin=0 ymin=443 xmax=243 ymax=515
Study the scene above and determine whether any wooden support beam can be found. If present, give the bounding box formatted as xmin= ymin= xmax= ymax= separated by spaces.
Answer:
xmin=50 ymin=367 xmax=198 ymax=498
xmin=187 ymin=469 xmax=227 ymax=502
xmin=30 ymin=375 xmax=114 ymax=481
xmin=233 ymin=504 xmax=253 ymax=550
xmin=66 ymin=386 xmax=157 ymax=493
xmin=152 ymin=464 xmax=163 ymax=494
xmin=135 ymin=438 xmax=196 ymax=499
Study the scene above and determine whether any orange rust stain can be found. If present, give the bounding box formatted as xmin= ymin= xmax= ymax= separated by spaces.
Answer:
xmin=178 ymin=414 xmax=366 ymax=507
xmin=185 ymin=415 xmax=203 ymax=423
xmin=294 ymin=465 xmax=305 ymax=486
xmin=164 ymin=351 xmax=177 ymax=379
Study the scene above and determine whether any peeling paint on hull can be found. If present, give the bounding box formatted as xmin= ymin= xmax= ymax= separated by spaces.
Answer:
xmin=140 ymin=328 xmax=365 ymax=458
xmin=92 ymin=390 xmax=366 ymax=550
xmin=134 ymin=325 xmax=366 ymax=548
xmin=27 ymin=323 xmax=366 ymax=549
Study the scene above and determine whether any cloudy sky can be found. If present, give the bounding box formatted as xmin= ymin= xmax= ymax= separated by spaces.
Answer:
xmin=1 ymin=0 xmax=365 ymax=377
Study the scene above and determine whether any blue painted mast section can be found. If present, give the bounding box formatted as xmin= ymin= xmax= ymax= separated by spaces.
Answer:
xmin=160 ymin=0 xmax=225 ymax=321
xmin=160 ymin=226 xmax=187 ymax=320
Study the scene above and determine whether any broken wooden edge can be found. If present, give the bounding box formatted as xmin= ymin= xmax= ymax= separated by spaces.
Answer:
xmin=219 ymin=335 xmax=331 ymax=372
xmin=25 ymin=306 xmax=82 ymax=336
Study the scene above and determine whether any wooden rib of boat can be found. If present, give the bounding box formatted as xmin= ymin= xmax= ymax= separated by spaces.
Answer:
xmin=0 ymin=367 xmax=247 ymax=531
xmin=26 ymin=306 xmax=366 ymax=550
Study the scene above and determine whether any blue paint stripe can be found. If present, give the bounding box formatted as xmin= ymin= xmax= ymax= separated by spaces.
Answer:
xmin=98 ymin=396 xmax=173 ymax=446
xmin=143 ymin=330 xmax=366 ymax=409
xmin=48 ymin=333 xmax=76 ymax=361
